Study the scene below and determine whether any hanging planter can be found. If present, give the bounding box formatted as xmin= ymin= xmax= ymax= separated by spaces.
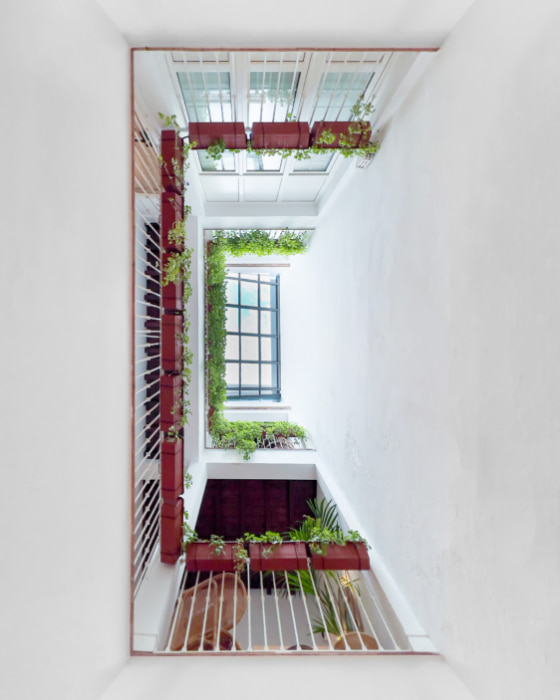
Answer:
xmin=310 ymin=542 xmax=370 ymax=571
xmin=161 ymin=313 xmax=183 ymax=373
xmin=160 ymin=192 xmax=184 ymax=251
xmin=310 ymin=121 xmax=372 ymax=149
xmin=251 ymin=122 xmax=310 ymax=149
xmin=185 ymin=541 xmax=237 ymax=572
xmin=249 ymin=542 xmax=307 ymax=571
xmin=188 ymin=122 xmax=247 ymax=150
xmin=161 ymin=253 xmax=183 ymax=312
xmin=160 ymin=374 xmax=183 ymax=432
xmin=161 ymin=129 xmax=184 ymax=194
xmin=161 ymin=437 xmax=184 ymax=501
xmin=160 ymin=498 xmax=183 ymax=564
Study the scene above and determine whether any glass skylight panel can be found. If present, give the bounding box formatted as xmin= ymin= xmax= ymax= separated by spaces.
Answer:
xmin=314 ymin=71 xmax=373 ymax=121
xmin=249 ymin=71 xmax=300 ymax=123
xmin=178 ymin=71 xmax=232 ymax=122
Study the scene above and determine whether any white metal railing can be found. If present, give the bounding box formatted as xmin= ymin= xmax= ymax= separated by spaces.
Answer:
xmin=133 ymin=105 xmax=164 ymax=597
xmin=164 ymin=560 xmax=410 ymax=653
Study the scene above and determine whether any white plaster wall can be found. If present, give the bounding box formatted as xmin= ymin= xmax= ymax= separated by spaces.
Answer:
xmin=96 ymin=0 xmax=474 ymax=48
xmin=0 ymin=1 xmax=130 ymax=699
xmin=283 ymin=1 xmax=560 ymax=699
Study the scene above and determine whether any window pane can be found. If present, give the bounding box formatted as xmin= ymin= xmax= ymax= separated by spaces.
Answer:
xmin=241 ymin=363 xmax=259 ymax=387
xmin=178 ymin=71 xmax=232 ymax=122
xmin=260 ymin=337 xmax=271 ymax=361
xmin=249 ymin=71 xmax=300 ymax=123
xmin=260 ymin=284 xmax=271 ymax=308
xmin=225 ymin=335 xmax=239 ymax=360
xmin=261 ymin=364 xmax=278 ymax=388
xmin=226 ymin=278 xmax=239 ymax=305
xmin=226 ymin=307 xmax=239 ymax=332
xmin=198 ymin=150 xmax=235 ymax=172
xmin=293 ymin=151 xmax=334 ymax=172
xmin=314 ymin=72 xmax=373 ymax=121
xmin=261 ymin=310 xmax=277 ymax=334
xmin=241 ymin=336 xmax=259 ymax=360
xmin=225 ymin=362 xmax=239 ymax=386
xmin=241 ymin=308 xmax=259 ymax=333
xmin=246 ymin=152 xmax=283 ymax=172
xmin=240 ymin=281 xmax=258 ymax=307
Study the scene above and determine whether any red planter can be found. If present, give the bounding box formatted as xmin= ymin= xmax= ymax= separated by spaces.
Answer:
xmin=185 ymin=542 xmax=236 ymax=572
xmin=160 ymin=498 xmax=183 ymax=564
xmin=161 ymin=437 xmax=184 ymax=501
xmin=161 ymin=252 xmax=183 ymax=312
xmin=249 ymin=542 xmax=308 ymax=571
xmin=161 ymin=130 xmax=184 ymax=194
xmin=310 ymin=121 xmax=372 ymax=149
xmin=160 ymin=374 xmax=183 ymax=432
xmin=251 ymin=122 xmax=310 ymax=149
xmin=161 ymin=314 xmax=183 ymax=373
xmin=189 ymin=122 xmax=247 ymax=150
xmin=160 ymin=192 xmax=184 ymax=252
xmin=310 ymin=542 xmax=370 ymax=571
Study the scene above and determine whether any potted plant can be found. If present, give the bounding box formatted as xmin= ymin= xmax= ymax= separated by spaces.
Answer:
xmin=310 ymin=120 xmax=372 ymax=149
xmin=246 ymin=532 xmax=307 ymax=571
xmin=160 ymin=192 xmax=184 ymax=251
xmin=161 ymin=435 xmax=184 ymax=501
xmin=161 ymin=497 xmax=183 ymax=564
xmin=188 ymin=122 xmax=247 ymax=151
xmin=161 ymin=252 xmax=184 ymax=312
xmin=251 ymin=121 xmax=310 ymax=149
xmin=160 ymin=374 xmax=183 ymax=432
xmin=161 ymin=313 xmax=183 ymax=373
xmin=160 ymin=129 xmax=184 ymax=194
xmin=185 ymin=536 xmax=246 ymax=573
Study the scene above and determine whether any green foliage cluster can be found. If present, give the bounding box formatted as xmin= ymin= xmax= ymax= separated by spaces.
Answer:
xmin=214 ymin=228 xmax=308 ymax=257
xmin=205 ymin=230 xmax=309 ymax=460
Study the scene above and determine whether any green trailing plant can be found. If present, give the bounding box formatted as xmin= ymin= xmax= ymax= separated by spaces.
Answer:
xmin=206 ymin=138 xmax=227 ymax=161
xmin=205 ymin=229 xmax=309 ymax=459
xmin=244 ymin=531 xmax=283 ymax=558
xmin=233 ymin=538 xmax=248 ymax=574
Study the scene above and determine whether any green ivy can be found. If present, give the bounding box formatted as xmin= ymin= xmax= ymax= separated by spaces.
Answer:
xmin=205 ymin=230 xmax=309 ymax=460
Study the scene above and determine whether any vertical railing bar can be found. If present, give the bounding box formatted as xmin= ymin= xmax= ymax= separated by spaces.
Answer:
xmin=271 ymin=571 xmax=284 ymax=651
xmin=259 ymin=54 xmax=267 ymax=122
xmin=322 ymin=572 xmax=350 ymax=650
xmin=133 ymin=145 xmax=162 ymax=194
xmin=286 ymin=52 xmax=300 ymax=120
xmin=165 ymin=562 xmax=188 ymax=650
xmin=246 ymin=561 xmax=253 ymax=651
xmin=184 ymin=68 xmax=200 ymax=123
xmin=308 ymin=51 xmax=333 ymax=125
xmin=360 ymin=571 xmax=400 ymax=650
xmin=184 ymin=570 xmax=201 ymax=651
xmin=133 ymin=403 xmax=159 ymax=427
xmin=306 ymin=562 xmax=334 ymax=650
xmin=232 ymin=572 xmax=238 ymax=651
xmin=283 ymin=570 xmax=301 ymax=651
xmin=198 ymin=572 xmax=214 ymax=651
xmin=215 ymin=51 xmax=225 ymax=123
xmin=271 ymin=53 xmax=283 ymax=122
xmin=133 ymin=512 xmax=160 ymax=566
xmin=199 ymin=55 xmax=212 ymax=122
xmin=260 ymin=571 xmax=268 ymax=651
xmin=295 ymin=569 xmax=318 ymax=650
xmin=346 ymin=572 xmax=387 ymax=650
xmin=216 ymin=574 xmax=225 ymax=651
xmin=333 ymin=571 xmax=367 ymax=650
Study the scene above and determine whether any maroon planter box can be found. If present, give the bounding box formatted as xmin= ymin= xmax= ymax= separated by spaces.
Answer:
xmin=251 ymin=122 xmax=310 ymax=149
xmin=160 ymin=497 xmax=183 ymax=564
xmin=160 ymin=192 xmax=184 ymax=252
xmin=161 ymin=437 xmax=184 ymax=501
xmin=185 ymin=542 xmax=236 ymax=572
xmin=161 ymin=252 xmax=184 ymax=312
xmin=188 ymin=122 xmax=247 ymax=150
xmin=310 ymin=121 xmax=372 ymax=149
xmin=160 ymin=374 xmax=183 ymax=432
xmin=161 ymin=130 xmax=184 ymax=194
xmin=161 ymin=314 xmax=183 ymax=373
xmin=249 ymin=542 xmax=308 ymax=571
xmin=310 ymin=542 xmax=370 ymax=571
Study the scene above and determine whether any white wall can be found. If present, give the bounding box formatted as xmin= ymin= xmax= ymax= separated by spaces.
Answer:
xmin=0 ymin=1 xmax=131 ymax=699
xmin=283 ymin=1 xmax=560 ymax=699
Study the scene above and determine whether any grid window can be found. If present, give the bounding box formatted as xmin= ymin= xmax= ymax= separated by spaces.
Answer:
xmin=225 ymin=272 xmax=281 ymax=401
